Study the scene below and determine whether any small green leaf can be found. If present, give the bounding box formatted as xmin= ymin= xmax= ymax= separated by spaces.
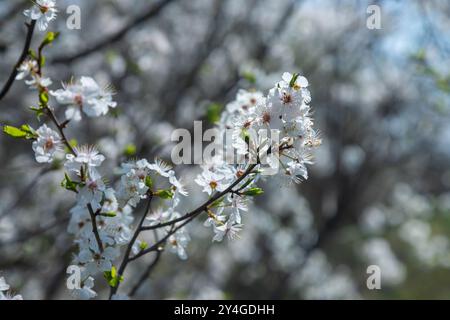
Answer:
xmin=41 ymin=31 xmax=60 ymax=48
xmin=206 ymin=103 xmax=222 ymax=124
xmin=28 ymin=49 xmax=38 ymax=60
xmin=61 ymin=173 xmax=79 ymax=193
xmin=242 ymin=187 xmax=264 ymax=196
xmin=3 ymin=124 xmax=37 ymax=140
xmin=154 ymin=189 xmax=174 ymax=199
xmin=289 ymin=73 xmax=300 ymax=88
xmin=104 ymin=266 xmax=123 ymax=288
xmin=145 ymin=176 xmax=153 ymax=189
xmin=209 ymin=197 xmax=224 ymax=209
xmin=100 ymin=212 xmax=117 ymax=218
xmin=40 ymin=55 xmax=46 ymax=68
xmin=20 ymin=124 xmax=37 ymax=137
xmin=39 ymin=91 xmax=49 ymax=104
xmin=123 ymin=143 xmax=137 ymax=157
xmin=139 ymin=241 xmax=148 ymax=250
xmin=3 ymin=125 xmax=27 ymax=138
xmin=242 ymin=71 xmax=256 ymax=84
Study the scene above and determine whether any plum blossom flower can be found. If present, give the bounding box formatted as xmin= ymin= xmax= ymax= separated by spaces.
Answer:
xmin=71 ymin=277 xmax=97 ymax=300
xmin=213 ymin=222 xmax=243 ymax=242
xmin=25 ymin=75 xmax=52 ymax=90
xmin=23 ymin=0 xmax=58 ymax=31
xmin=148 ymin=158 xmax=172 ymax=177
xmin=195 ymin=169 xmax=228 ymax=195
xmin=117 ymin=159 xmax=151 ymax=207
xmin=16 ymin=59 xmax=38 ymax=80
xmin=32 ymin=124 xmax=62 ymax=163
xmin=0 ymin=277 xmax=23 ymax=300
xmin=169 ymin=229 xmax=191 ymax=260
xmin=76 ymin=169 xmax=106 ymax=208
xmin=51 ymin=77 xmax=117 ymax=121
xmin=65 ymin=146 xmax=105 ymax=175
xmin=77 ymin=246 xmax=120 ymax=274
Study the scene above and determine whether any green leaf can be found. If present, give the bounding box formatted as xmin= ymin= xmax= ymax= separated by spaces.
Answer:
xmin=104 ymin=266 xmax=123 ymax=288
xmin=69 ymin=139 xmax=78 ymax=148
xmin=242 ymin=187 xmax=264 ymax=196
xmin=28 ymin=49 xmax=38 ymax=60
xmin=139 ymin=241 xmax=148 ymax=250
xmin=40 ymin=55 xmax=46 ymax=68
xmin=289 ymin=73 xmax=300 ymax=88
xmin=40 ymin=32 xmax=60 ymax=48
xmin=154 ymin=189 xmax=174 ymax=199
xmin=206 ymin=103 xmax=222 ymax=124
xmin=242 ymin=71 xmax=256 ymax=84
xmin=123 ymin=143 xmax=137 ymax=157
xmin=145 ymin=175 xmax=153 ymax=189
xmin=39 ymin=91 xmax=49 ymax=105
xmin=30 ymin=106 xmax=45 ymax=120
xmin=100 ymin=212 xmax=117 ymax=218
xmin=209 ymin=197 xmax=224 ymax=209
xmin=3 ymin=124 xmax=37 ymax=140
xmin=20 ymin=124 xmax=37 ymax=137
xmin=3 ymin=125 xmax=27 ymax=138
xmin=61 ymin=173 xmax=79 ymax=193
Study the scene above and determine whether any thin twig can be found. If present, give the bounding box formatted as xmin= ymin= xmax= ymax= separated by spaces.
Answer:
xmin=44 ymin=107 xmax=76 ymax=155
xmin=87 ymin=204 xmax=104 ymax=253
xmin=131 ymin=163 xmax=257 ymax=261
xmin=0 ymin=20 xmax=36 ymax=101
xmin=109 ymin=194 xmax=154 ymax=298
xmin=128 ymin=249 xmax=163 ymax=297
xmin=52 ymin=0 xmax=176 ymax=64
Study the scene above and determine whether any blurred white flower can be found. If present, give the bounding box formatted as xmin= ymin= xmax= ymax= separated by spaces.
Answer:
xmin=169 ymin=229 xmax=191 ymax=260
xmin=213 ymin=222 xmax=243 ymax=242
xmin=0 ymin=277 xmax=22 ymax=300
xmin=16 ymin=59 xmax=38 ymax=80
xmin=51 ymin=77 xmax=117 ymax=121
xmin=71 ymin=277 xmax=97 ymax=300
xmin=23 ymin=0 xmax=58 ymax=31
xmin=32 ymin=124 xmax=62 ymax=163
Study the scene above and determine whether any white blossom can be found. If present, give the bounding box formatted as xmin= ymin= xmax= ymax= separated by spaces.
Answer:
xmin=0 ymin=277 xmax=23 ymax=300
xmin=51 ymin=77 xmax=117 ymax=121
xmin=23 ymin=0 xmax=58 ymax=31
xmin=71 ymin=277 xmax=97 ymax=300
xmin=32 ymin=124 xmax=62 ymax=163
xmin=169 ymin=229 xmax=190 ymax=260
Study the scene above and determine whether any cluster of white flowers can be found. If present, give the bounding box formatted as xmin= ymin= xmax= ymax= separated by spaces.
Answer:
xmin=0 ymin=277 xmax=22 ymax=300
xmin=24 ymin=0 xmax=58 ymax=31
xmin=15 ymin=58 xmax=52 ymax=90
xmin=12 ymin=18 xmax=320 ymax=298
xmin=32 ymin=124 xmax=62 ymax=163
xmin=196 ymin=72 xmax=321 ymax=242
xmin=228 ymin=72 xmax=320 ymax=184
xmin=51 ymin=77 xmax=117 ymax=121
xmin=5 ymin=0 xmax=324 ymax=300
xmin=64 ymin=150 xmax=187 ymax=297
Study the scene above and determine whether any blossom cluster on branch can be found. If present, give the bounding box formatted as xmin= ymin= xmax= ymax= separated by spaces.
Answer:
xmin=1 ymin=0 xmax=320 ymax=299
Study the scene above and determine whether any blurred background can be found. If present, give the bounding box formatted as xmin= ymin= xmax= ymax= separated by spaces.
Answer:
xmin=0 ymin=0 xmax=450 ymax=299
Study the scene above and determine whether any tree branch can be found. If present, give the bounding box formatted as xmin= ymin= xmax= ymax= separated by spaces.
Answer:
xmin=0 ymin=20 xmax=36 ymax=101
xmin=52 ymin=0 xmax=176 ymax=64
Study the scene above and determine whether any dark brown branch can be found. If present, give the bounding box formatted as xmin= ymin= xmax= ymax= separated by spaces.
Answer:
xmin=44 ymin=107 xmax=77 ymax=156
xmin=52 ymin=0 xmax=176 ymax=64
xmin=87 ymin=204 xmax=104 ymax=253
xmin=109 ymin=194 xmax=154 ymax=298
xmin=109 ymin=163 xmax=257 ymax=299
xmin=128 ymin=249 xmax=163 ymax=297
xmin=131 ymin=163 xmax=257 ymax=261
xmin=0 ymin=20 xmax=36 ymax=101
